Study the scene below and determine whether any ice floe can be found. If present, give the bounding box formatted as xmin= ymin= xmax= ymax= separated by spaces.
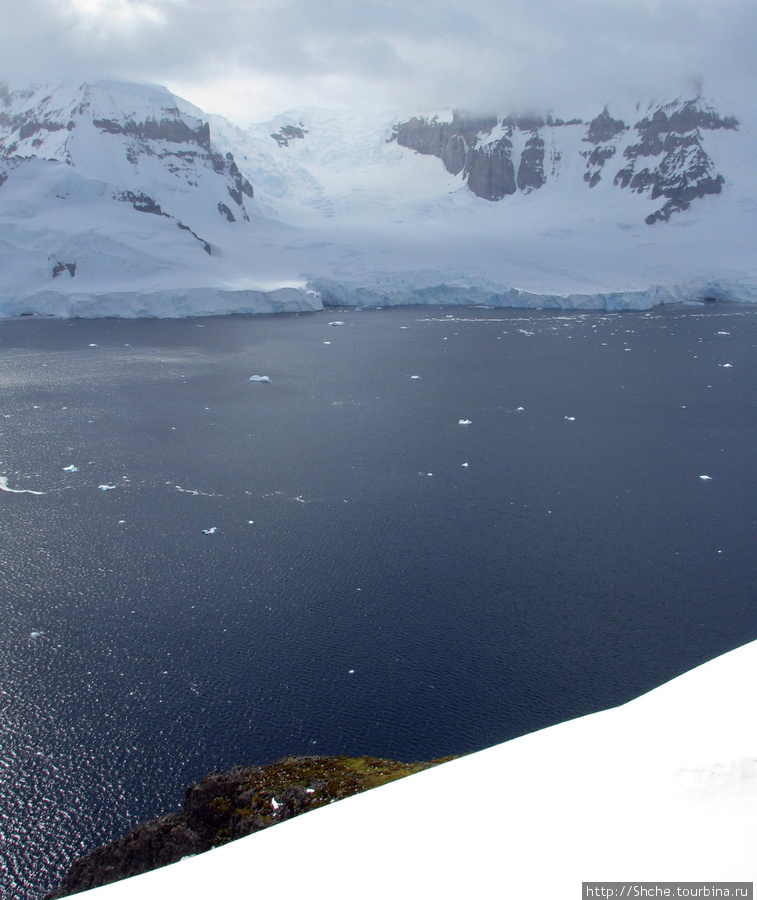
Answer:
xmin=458 ymin=419 xmax=472 ymax=425
xmin=410 ymin=375 xmax=421 ymax=379
xmin=249 ymin=375 xmax=270 ymax=382
xmin=202 ymin=527 xmax=218 ymax=534
xmin=0 ymin=476 xmax=45 ymax=495
xmin=98 ymin=484 xmax=117 ymax=491
xmin=699 ymin=475 xmax=713 ymax=481
xmin=63 ymin=464 xmax=78 ymax=472
xmin=328 ymin=321 xmax=345 ymax=327
xmin=564 ymin=416 xmax=576 ymax=421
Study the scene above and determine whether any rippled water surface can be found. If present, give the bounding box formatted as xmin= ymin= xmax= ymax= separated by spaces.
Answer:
xmin=1 ymin=305 xmax=756 ymax=898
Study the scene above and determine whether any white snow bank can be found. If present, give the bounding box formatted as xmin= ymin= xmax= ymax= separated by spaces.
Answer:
xmin=0 ymin=287 xmax=323 ymax=320
xmin=82 ymin=639 xmax=757 ymax=898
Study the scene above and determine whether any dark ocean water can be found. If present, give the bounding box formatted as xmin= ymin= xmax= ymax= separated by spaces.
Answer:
xmin=1 ymin=304 xmax=755 ymax=898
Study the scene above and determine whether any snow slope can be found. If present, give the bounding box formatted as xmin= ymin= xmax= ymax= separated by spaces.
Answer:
xmin=1 ymin=81 xmax=757 ymax=316
xmin=79 ymin=639 xmax=757 ymax=898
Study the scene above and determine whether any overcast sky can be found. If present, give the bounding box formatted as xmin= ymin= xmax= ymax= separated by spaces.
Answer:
xmin=1 ymin=0 xmax=755 ymax=123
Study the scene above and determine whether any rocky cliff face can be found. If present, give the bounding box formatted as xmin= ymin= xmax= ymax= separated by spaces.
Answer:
xmin=391 ymin=97 xmax=737 ymax=223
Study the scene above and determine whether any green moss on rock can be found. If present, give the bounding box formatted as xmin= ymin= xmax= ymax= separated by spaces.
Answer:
xmin=45 ymin=755 xmax=451 ymax=898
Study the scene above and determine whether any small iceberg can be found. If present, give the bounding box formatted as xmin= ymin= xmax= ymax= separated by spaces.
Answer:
xmin=98 ymin=484 xmax=117 ymax=491
xmin=410 ymin=375 xmax=421 ymax=380
xmin=328 ymin=321 xmax=345 ymax=327
xmin=249 ymin=375 xmax=271 ymax=383
xmin=564 ymin=416 xmax=576 ymax=422
xmin=458 ymin=419 xmax=472 ymax=426
xmin=202 ymin=526 xmax=218 ymax=534
xmin=63 ymin=465 xmax=78 ymax=473
xmin=699 ymin=475 xmax=713 ymax=481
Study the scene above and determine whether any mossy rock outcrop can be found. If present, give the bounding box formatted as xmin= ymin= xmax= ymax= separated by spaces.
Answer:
xmin=45 ymin=755 xmax=448 ymax=898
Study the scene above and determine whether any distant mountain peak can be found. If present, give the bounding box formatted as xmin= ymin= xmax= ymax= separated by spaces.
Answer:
xmin=391 ymin=96 xmax=738 ymax=221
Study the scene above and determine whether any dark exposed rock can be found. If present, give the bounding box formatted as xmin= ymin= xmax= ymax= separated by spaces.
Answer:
xmin=93 ymin=117 xmax=211 ymax=150
xmin=115 ymin=191 xmax=165 ymax=215
xmin=270 ymin=124 xmax=308 ymax=147
xmin=176 ymin=221 xmax=212 ymax=255
xmin=44 ymin=755 xmax=447 ymax=899
xmin=390 ymin=97 xmax=735 ymax=215
xmin=391 ymin=113 xmax=485 ymax=176
xmin=517 ymin=134 xmax=546 ymax=192
xmin=218 ymin=201 xmax=235 ymax=222
xmin=18 ymin=119 xmax=66 ymax=141
xmin=466 ymin=138 xmax=517 ymax=200
xmin=613 ymin=98 xmax=734 ymax=224
xmin=52 ymin=262 xmax=76 ymax=278
xmin=582 ymin=144 xmax=617 ymax=187
xmin=208 ymin=150 xmax=254 ymax=203
xmin=585 ymin=108 xmax=627 ymax=144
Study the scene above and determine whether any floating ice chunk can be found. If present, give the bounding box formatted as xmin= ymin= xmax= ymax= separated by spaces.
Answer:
xmin=88 ymin=343 xmax=97 ymax=347
xmin=329 ymin=321 xmax=345 ymax=327
xmin=699 ymin=475 xmax=713 ymax=481
xmin=564 ymin=416 xmax=576 ymax=421
xmin=323 ymin=341 xmax=331 ymax=345
xmin=63 ymin=465 xmax=78 ymax=473
xmin=30 ymin=631 xmax=43 ymax=639
xmin=461 ymin=463 xmax=469 ymax=467
xmin=458 ymin=419 xmax=472 ymax=425
xmin=717 ymin=331 xmax=731 ymax=335
xmin=348 ymin=669 xmax=355 ymax=674
xmin=249 ymin=375 xmax=271 ymax=383
xmin=720 ymin=363 xmax=733 ymax=368
xmin=0 ymin=476 xmax=45 ymax=495
xmin=410 ymin=375 xmax=421 ymax=379
xmin=516 ymin=407 xmax=524 ymax=411
xmin=98 ymin=484 xmax=117 ymax=491
xmin=247 ymin=520 xmax=254 ymax=525
xmin=202 ymin=526 xmax=218 ymax=534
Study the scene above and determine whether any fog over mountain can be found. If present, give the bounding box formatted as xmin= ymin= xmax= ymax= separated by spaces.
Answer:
xmin=1 ymin=0 xmax=755 ymax=124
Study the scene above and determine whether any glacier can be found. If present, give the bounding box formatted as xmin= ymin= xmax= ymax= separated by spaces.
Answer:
xmin=1 ymin=81 xmax=756 ymax=317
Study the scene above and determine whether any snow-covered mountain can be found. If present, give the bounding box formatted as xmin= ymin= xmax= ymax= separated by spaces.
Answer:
xmin=391 ymin=100 xmax=738 ymax=223
xmin=1 ymin=80 xmax=756 ymax=316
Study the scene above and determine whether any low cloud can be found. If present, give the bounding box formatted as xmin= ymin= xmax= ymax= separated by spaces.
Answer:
xmin=2 ymin=0 xmax=755 ymax=122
